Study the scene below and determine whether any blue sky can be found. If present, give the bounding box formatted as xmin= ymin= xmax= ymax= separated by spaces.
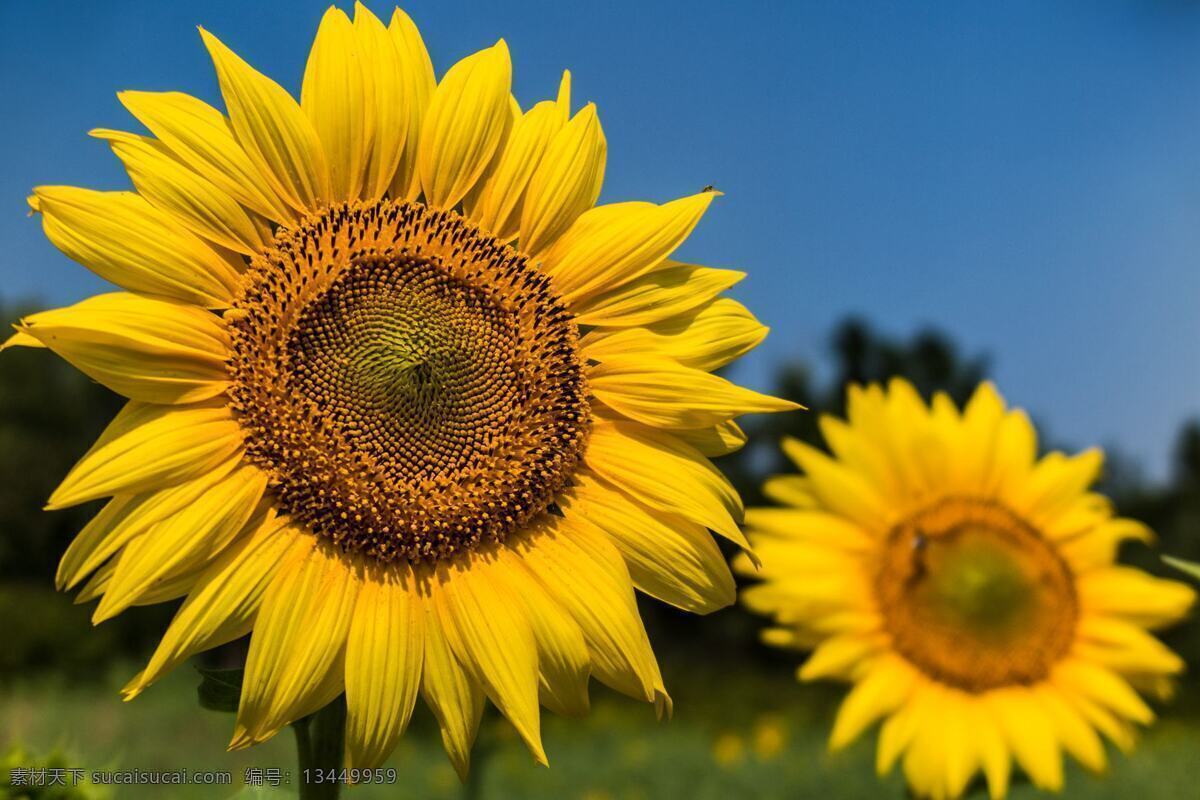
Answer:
xmin=2 ymin=1 xmax=1199 ymax=480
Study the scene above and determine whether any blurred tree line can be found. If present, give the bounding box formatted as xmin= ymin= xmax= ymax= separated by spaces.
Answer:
xmin=2 ymin=302 xmax=1198 ymax=699
xmin=0 ymin=302 xmax=170 ymax=683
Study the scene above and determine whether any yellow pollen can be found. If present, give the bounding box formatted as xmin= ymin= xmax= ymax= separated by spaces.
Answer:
xmin=226 ymin=200 xmax=590 ymax=563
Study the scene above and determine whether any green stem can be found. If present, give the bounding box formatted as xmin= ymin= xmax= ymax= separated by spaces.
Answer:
xmin=293 ymin=696 xmax=346 ymax=800
xmin=462 ymin=727 xmax=491 ymax=800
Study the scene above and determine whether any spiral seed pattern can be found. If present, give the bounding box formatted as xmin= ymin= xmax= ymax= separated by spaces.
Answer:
xmin=227 ymin=200 xmax=590 ymax=562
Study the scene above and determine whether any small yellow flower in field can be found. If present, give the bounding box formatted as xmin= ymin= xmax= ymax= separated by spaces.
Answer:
xmin=738 ymin=379 xmax=1196 ymax=800
xmin=712 ymin=732 xmax=746 ymax=768
xmin=427 ymin=763 xmax=458 ymax=793
xmin=7 ymin=1 xmax=795 ymax=778
xmin=751 ymin=714 xmax=787 ymax=761
xmin=621 ymin=737 xmax=651 ymax=766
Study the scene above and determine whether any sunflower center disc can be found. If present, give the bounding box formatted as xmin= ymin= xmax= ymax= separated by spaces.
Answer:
xmin=227 ymin=200 xmax=590 ymax=563
xmin=875 ymin=497 xmax=1077 ymax=692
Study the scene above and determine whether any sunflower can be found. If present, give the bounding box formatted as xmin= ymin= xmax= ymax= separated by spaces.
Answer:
xmin=6 ymin=4 xmax=796 ymax=774
xmin=736 ymin=379 xmax=1195 ymax=799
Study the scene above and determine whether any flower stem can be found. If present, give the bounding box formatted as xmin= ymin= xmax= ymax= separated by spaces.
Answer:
xmin=293 ymin=696 xmax=346 ymax=800
xmin=463 ymin=726 xmax=492 ymax=800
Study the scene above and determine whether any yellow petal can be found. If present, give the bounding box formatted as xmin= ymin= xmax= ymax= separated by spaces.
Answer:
xmin=799 ymin=633 xmax=884 ymax=682
xmin=818 ymin=414 xmax=902 ymax=502
xmin=200 ymin=27 xmax=331 ymax=214
xmin=17 ymin=293 xmax=230 ymax=404
xmin=32 ymin=186 xmax=241 ymax=308
xmin=1054 ymin=679 xmax=1137 ymax=753
xmin=1059 ymin=519 xmax=1153 ymax=572
xmin=760 ymin=626 xmax=815 ymax=651
xmin=94 ymin=464 xmax=266 ymax=622
xmin=571 ymin=261 xmax=745 ymax=328
xmin=742 ymin=536 xmax=861 ymax=585
xmin=584 ymin=419 xmax=747 ymax=549
xmin=90 ymin=128 xmax=269 ymax=255
xmin=472 ymin=93 xmax=567 ymax=241
xmin=57 ymin=498 xmax=139 ymax=591
xmin=56 ymin=459 xmax=241 ymax=591
xmin=739 ymin=574 xmax=871 ymax=626
xmin=1042 ymin=494 xmax=1116 ymax=542
xmin=954 ymin=381 xmax=1006 ymax=493
xmin=419 ymin=579 xmax=485 ymax=781
xmin=344 ymin=562 xmax=424 ymax=769
xmin=302 ymin=7 xmax=371 ymax=202
xmin=1 ymin=329 xmax=44 ymax=351
xmin=127 ymin=561 xmax=209 ymax=607
xmin=780 ymin=436 xmax=891 ymax=531
xmin=1074 ymin=616 xmax=1186 ymax=674
xmin=540 ymin=192 xmax=716 ymax=303
xmin=491 ymin=546 xmax=591 ymax=717
xmin=74 ymin=560 xmax=114 ymax=605
xmin=234 ymin=539 xmax=357 ymax=747
xmin=967 ymin=700 xmax=1012 ymax=800
xmin=1012 ymin=448 xmax=1104 ymax=522
xmin=352 ymin=3 xmax=409 ymax=201
xmin=743 ymin=507 xmax=874 ymax=553
xmin=555 ymin=67 xmax=572 ymax=110
xmin=418 ymin=40 xmax=513 ymax=209
xmin=581 ymin=298 xmax=767 ymax=373
xmin=828 ymin=656 xmax=917 ymax=750
xmin=118 ymin=90 xmax=294 ymax=223
xmin=1077 ymin=566 xmax=1195 ymax=630
xmin=987 ymin=687 xmax=1064 ymax=791
xmin=512 ymin=513 xmax=667 ymax=710
xmin=876 ymin=693 xmax=922 ymax=776
xmin=457 ymin=91 xmax=521 ymax=220
xmin=1052 ymin=658 xmax=1154 ymax=725
xmin=899 ymin=687 xmax=971 ymax=800
xmin=987 ymin=409 xmax=1038 ymax=496
xmin=519 ymin=103 xmax=605 ymax=255
xmin=432 ymin=550 xmax=546 ymax=765
xmin=673 ymin=420 xmax=748 ymax=457
xmin=760 ymin=475 xmax=818 ymax=508
xmin=562 ymin=472 xmax=734 ymax=614
xmin=919 ymin=689 xmax=978 ymax=800
xmin=589 ymin=356 xmax=797 ymax=429
xmin=97 ymin=500 xmax=259 ymax=614
xmin=386 ymin=7 xmax=436 ymax=201
xmin=123 ymin=514 xmax=299 ymax=699
xmin=1035 ymin=685 xmax=1107 ymax=774
xmin=48 ymin=400 xmax=243 ymax=509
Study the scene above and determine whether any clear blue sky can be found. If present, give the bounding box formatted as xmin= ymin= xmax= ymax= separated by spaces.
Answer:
xmin=2 ymin=1 xmax=1199 ymax=481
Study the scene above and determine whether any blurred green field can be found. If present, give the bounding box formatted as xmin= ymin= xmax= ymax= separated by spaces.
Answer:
xmin=4 ymin=629 xmax=1200 ymax=800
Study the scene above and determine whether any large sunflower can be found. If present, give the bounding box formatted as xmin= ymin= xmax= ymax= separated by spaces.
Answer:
xmin=737 ymin=379 xmax=1194 ymax=799
xmin=6 ymin=4 xmax=796 ymax=774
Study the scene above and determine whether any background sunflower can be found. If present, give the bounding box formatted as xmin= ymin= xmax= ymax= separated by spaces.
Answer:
xmin=738 ymin=379 xmax=1195 ymax=799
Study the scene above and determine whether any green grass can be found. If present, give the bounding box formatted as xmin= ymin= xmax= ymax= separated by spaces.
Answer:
xmin=3 ymin=656 xmax=1200 ymax=800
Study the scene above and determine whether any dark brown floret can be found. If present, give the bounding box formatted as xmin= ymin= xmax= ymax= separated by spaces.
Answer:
xmin=226 ymin=200 xmax=589 ymax=563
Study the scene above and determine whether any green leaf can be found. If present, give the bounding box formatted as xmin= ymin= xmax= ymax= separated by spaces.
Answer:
xmin=1163 ymin=555 xmax=1200 ymax=582
xmin=196 ymin=665 xmax=243 ymax=713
